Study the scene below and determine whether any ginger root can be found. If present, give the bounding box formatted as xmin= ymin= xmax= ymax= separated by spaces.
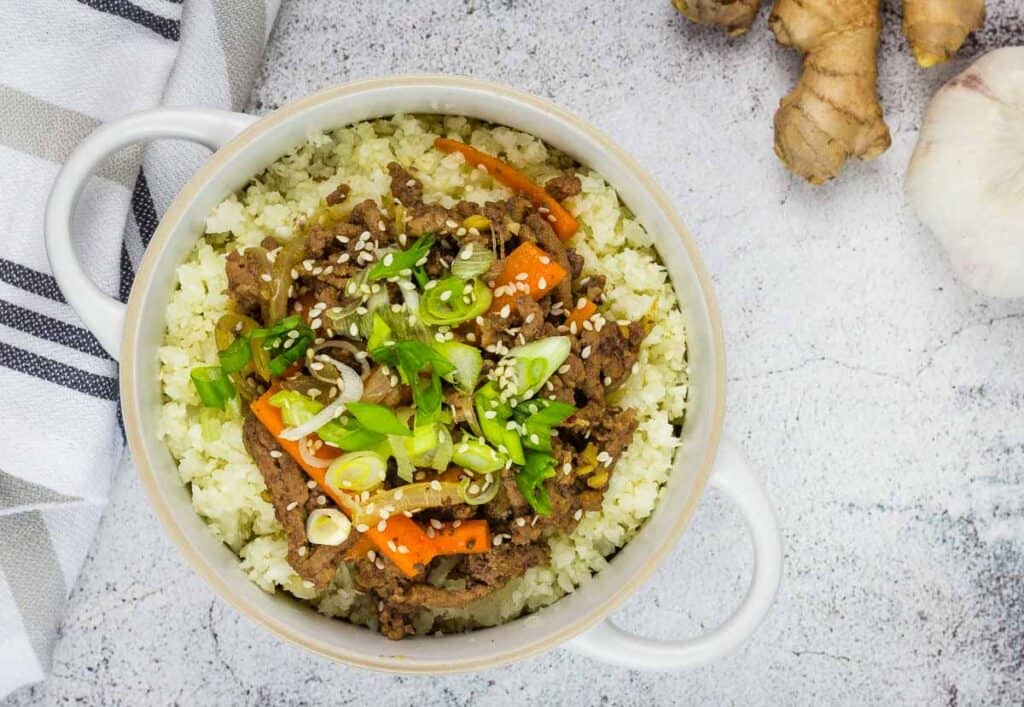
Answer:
xmin=903 ymin=0 xmax=985 ymax=67
xmin=769 ymin=0 xmax=892 ymax=184
xmin=671 ymin=0 xmax=762 ymax=36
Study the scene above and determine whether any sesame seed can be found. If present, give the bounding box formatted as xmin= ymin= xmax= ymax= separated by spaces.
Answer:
xmin=286 ymin=501 xmax=298 ymax=511
xmin=406 ymin=178 xmax=417 ymax=187
xmin=499 ymin=304 xmax=511 ymax=319
xmin=430 ymin=480 xmax=442 ymax=491
xmin=378 ymin=520 xmax=388 ymax=532
xmin=538 ymin=277 xmax=547 ymax=290
xmin=307 ymin=480 xmax=317 ymax=489
xmin=430 ymin=519 xmax=442 ymax=529
xmin=298 ymin=546 xmax=307 ymax=556
xmin=581 ymin=345 xmax=592 ymax=359
xmin=356 ymin=523 xmax=369 ymax=533
xmin=574 ymin=509 xmax=583 ymax=521
xmin=387 ymin=540 xmax=398 ymax=552
xmin=269 ymin=450 xmax=283 ymax=458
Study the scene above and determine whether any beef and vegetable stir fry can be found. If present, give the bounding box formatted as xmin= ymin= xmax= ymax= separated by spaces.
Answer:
xmin=190 ymin=139 xmax=651 ymax=639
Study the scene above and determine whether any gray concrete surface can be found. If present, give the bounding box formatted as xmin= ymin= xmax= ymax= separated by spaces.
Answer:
xmin=7 ymin=0 xmax=1024 ymax=704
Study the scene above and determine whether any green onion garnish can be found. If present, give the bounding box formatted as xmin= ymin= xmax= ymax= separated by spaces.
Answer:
xmin=367 ymin=234 xmax=435 ymax=281
xmin=190 ymin=366 xmax=235 ymax=408
xmin=419 ymin=277 xmax=492 ymax=327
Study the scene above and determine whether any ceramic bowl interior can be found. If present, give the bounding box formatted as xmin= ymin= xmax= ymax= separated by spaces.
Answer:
xmin=121 ymin=77 xmax=726 ymax=672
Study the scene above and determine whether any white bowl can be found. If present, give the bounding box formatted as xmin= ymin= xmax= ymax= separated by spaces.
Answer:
xmin=45 ymin=76 xmax=781 ymax=672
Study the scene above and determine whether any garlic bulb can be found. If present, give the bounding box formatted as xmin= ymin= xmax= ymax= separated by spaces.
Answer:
xmin=906 ymin=47 xmax=1024 ymax=298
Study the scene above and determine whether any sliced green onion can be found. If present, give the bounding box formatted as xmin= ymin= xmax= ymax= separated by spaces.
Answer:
xmin=306 ymin=509 xmax=352 ymax=546
xmin=501 ymin=336 xmax=571 ymax=400
xmin=453 ymin=436 xmax=507 ymax=474
xmin=318 ymin=423 xmax=386 ymax=452
xmin=516 ymin=451 xmax=557 ymax=516
xmin=248 ymin=314 xmax=303 ymax=341
xmin=267 ymin=331 xmax=313 ymax=376
xmin=432 ymin=340 xmax=482 ymax=393
xmin=474 ymin=382 xmax=525 ymax=465
xmin=514 ymin=398 xmax=577 ymax=426
xmin=366 ymin=313 xmax=393 ymax=351
xmin=218 ymin=334 xmax=252 ymax=374
xmin=269 ymin=389 xmax=323 ymax=426
xmin=451 ymin=243 xmax=496 ymax=280
xmin=344 ymin=401 xmax=412 ymax=437
xmin=325 ymin=451 xmax=388 ymax=493
xmin=191 ymin=366 xmax=235 ymax=408
xmin=368 ymin=234 xmax=435 ymax=281
xmin=459 ymin=473 xmax=500 ymax=506
xmin=419 ymin=277 xmax=492 ymax=327
xmin=514 ymin=399 xmax=577 ymax=453
xmin=371 ymin=341 xmax=455 ymax=424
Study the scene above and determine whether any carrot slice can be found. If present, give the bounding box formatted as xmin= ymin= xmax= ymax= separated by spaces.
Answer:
xmin=566 ymin=298 xmax=598 ymax=333
xmin=429 ymin=521 xmax=492 ymax=555
xmin=250 ymin=389 xmax=490 ymax=577
xmin=490 ymin=241 xmax=568 ymax=312
xmin=434 ymin=137 xmax=579 ymax=240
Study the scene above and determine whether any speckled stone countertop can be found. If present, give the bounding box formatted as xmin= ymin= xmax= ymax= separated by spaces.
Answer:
xmin=8 ymin=1 xmax=1024 ymax=704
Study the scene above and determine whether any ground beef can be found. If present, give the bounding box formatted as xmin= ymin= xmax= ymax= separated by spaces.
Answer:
xmin=406 ymin=204 xmax=450 ymax=237
xmin=241 ymin=414 xmax=351 ymax=590
xmin=225 ymin=248 xmax=267 ymax=315
xmin=578 ymin=320 xmax=646 ymax=391
xmin=395 ymin=583 xmax=495 ymax=609
xmin=465 ymin=542 xmax=550 ymax=587
xmin=325 ymin=182 xmax=350 ymax=206
xmin=478 ymin=294 xmax=552 ymax=350
xmin=387 ymin=162 xmax=422 ymax=206
xmin=545 ymin=173 xmax=582 ymax=202
xmin=349 ymin=199 xmax=393 ymax=243
xmin=566 ymin=248 xmax=585 ymax=280
xmin=592 ymin=407 xmax=639 ymax=463
xmin=581 ymin=273 xmax=606 ymax=304
xmin=546 ymin=353 xmax=586 ymax=406
xmin=378 ymin=606 xmax=416 ymax=640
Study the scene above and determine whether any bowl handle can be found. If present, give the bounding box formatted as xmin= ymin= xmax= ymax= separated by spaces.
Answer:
xmin=568 ymin=436 xmax=783 ymax=670
xmin=43 ymin=108 xmax=259 ymax=360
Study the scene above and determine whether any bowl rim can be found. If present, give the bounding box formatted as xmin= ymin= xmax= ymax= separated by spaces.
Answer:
xmin=120 ymin=74 xmax=727 ymax=672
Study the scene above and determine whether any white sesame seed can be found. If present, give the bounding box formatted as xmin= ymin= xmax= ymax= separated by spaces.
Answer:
xmin=581 ymin=345 xmax=592 ymax=359
xmin=286 ymin=501 xmax=298 ymax=511
xmin=269 ymin=450 xmax=283 ymax=458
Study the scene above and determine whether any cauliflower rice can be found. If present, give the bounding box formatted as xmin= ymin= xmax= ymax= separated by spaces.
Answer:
xmin=158 ymin=115 xmax=689 ymax=632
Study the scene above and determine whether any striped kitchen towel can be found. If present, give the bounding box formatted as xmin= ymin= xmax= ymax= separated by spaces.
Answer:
xmin=0 ymin=0 xmax=279 ymax=696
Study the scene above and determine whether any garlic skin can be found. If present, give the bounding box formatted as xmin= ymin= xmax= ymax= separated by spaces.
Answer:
xmin=906 ymin=47 xmax=1024 ymax=298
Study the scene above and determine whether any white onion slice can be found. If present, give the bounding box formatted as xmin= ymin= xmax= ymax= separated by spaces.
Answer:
xmin=278 ymin=362 xmax=364 ymax=441
xmin=297 ymin=436 xmax=332 ymax=469
xmin=398 ymin=277 xmax=420 ymax=314
xmin=306 ymin=509 xmax=352 ymax=546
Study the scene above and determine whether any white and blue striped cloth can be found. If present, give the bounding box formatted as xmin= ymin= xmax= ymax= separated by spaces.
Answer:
xmin=0 ymin=0 xmax=279 ymax=695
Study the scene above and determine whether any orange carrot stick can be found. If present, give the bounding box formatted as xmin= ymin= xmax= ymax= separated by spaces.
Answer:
xmin=566 ymin=298 xmax=597 ymax=333
xmin=250 ymin=389 xmax=490 ymax=577
xmin=434 ymin=137 xmax=579 ymax=240
xmin=490 ymin=241 xmax=568 ymax=312
xmin=428 ymin=521 xmax=492 ymax=555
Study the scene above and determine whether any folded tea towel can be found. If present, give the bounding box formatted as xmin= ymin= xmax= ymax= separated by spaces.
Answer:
xmin=0 ymin=0 xmax=279 ymax=696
